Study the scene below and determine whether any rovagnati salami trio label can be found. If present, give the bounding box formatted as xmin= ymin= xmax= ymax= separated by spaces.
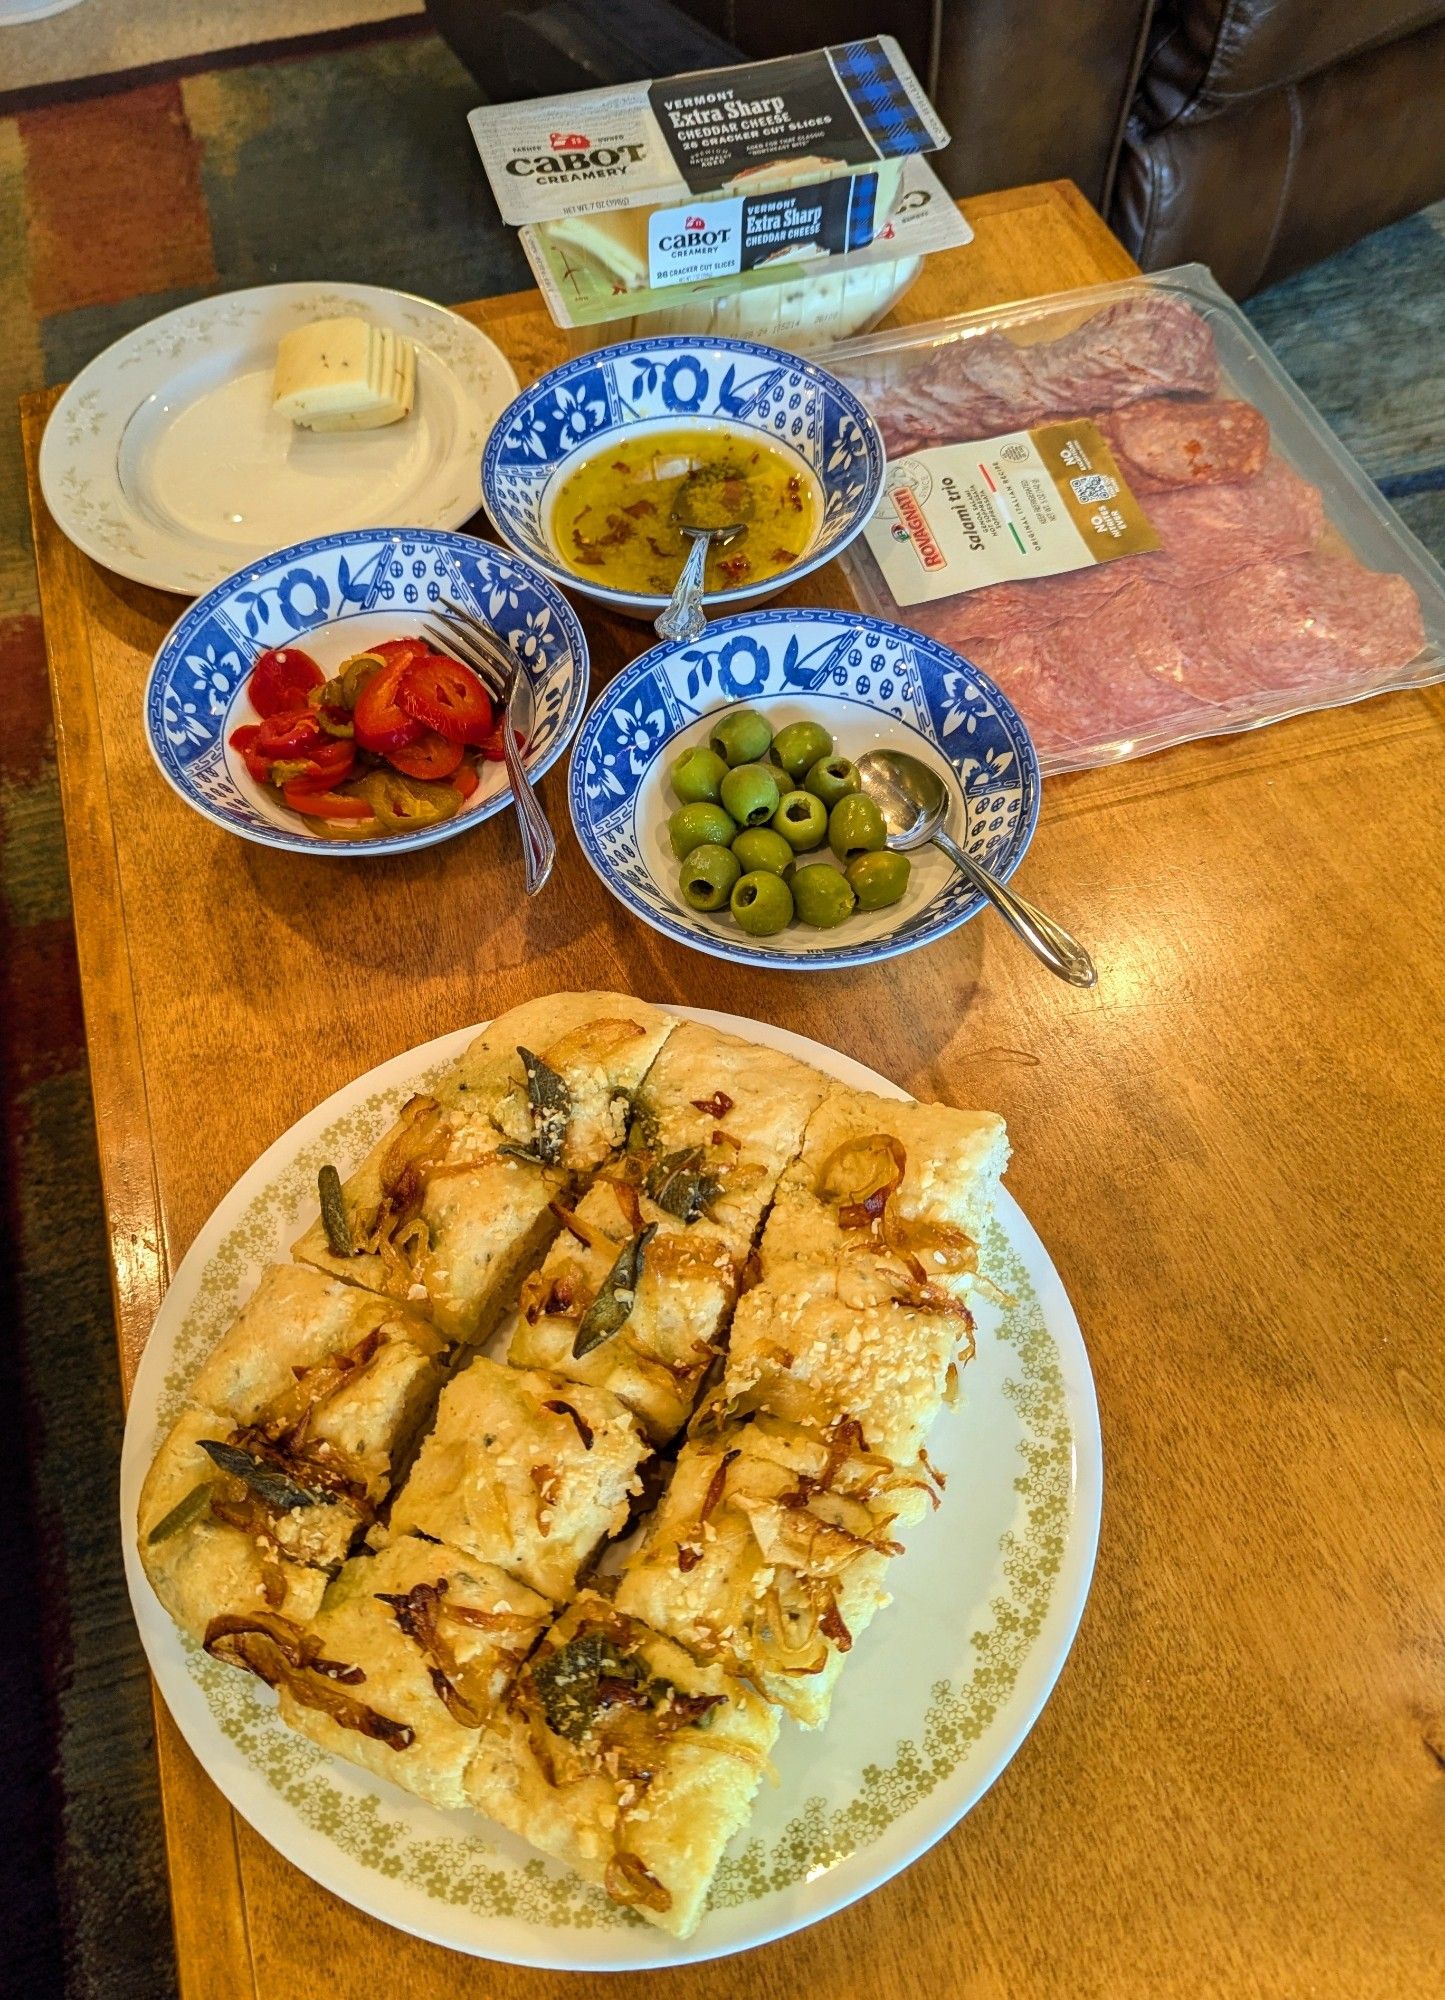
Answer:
xmin=864 ymin=420 xmax=1159 ymax=604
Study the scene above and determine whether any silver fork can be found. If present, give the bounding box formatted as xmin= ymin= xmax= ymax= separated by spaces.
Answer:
xmin=420 ymin=601 xmax=555 ymax=895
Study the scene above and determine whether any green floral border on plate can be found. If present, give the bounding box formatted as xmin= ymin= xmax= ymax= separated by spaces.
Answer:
xmin=152 ymin=1058 xmax=1072 ymax=1932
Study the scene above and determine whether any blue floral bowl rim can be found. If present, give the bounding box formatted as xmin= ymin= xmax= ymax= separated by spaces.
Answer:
xmin=479 ymin=333 xmax=887 ymax=611
xmin=567 ymin=605 xmax=1044 ymax=971
xmin=143 ymin=526 xmax=591 ymax=859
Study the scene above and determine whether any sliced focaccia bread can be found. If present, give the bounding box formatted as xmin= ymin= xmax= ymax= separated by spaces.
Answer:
xmin=137 ymin=1408 xmax=332 ymax=1640
xmin=382 ymin=1356 xmax=648 ymax=1600
xmin=614 ymin=1413 xmax=935 ymax=1726
xmin=761 ymin=1087 xmax=1009 ymax=1297
xmin=242 ymin=1537 xmax=550 ymax=1810
xmin=720 ymin=1261 xmax=974 ymax=1462
xmin=138 ymin=1267 xmax=449 ymax=1634
xmin=465 ymin=1593 xmax=778 ymax=1939
xmin=452 ymin=991 xmax=675 ymax=1171
xmin=291 ymin=994 xmax=674 ymax=1337
xmin=508 ymin=1176 xmax=743 ymax=1444
xmin=620 ymin=1019 xmax=829 ymax=1248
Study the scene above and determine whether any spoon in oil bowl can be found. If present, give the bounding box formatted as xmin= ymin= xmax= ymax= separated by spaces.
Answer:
xmin=857 ymin=748 xmax=1097 ymax=988
xmin=654 ymin=464 xmax=755 ymax=645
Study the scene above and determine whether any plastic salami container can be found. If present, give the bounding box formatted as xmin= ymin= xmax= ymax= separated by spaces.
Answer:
xmin=829 ymin=264 xmax=1445 ymax=772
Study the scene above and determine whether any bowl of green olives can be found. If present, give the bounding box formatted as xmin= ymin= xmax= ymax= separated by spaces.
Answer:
xmin=568 ymin=608 xmax=1040 ymax=970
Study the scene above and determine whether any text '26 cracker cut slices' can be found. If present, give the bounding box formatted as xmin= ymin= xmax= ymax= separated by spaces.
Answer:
xmin=292 ymin=993 xmax=675 ymax=1342
xmin=138 ymin=1264 xmax=448 ymax=1639
xmin=465 ymin=1592 xmax=779 ymax=1940
xmin=380 ymin=1355 xmax=649 ymax=1602
xmin=615 ymin=1410 xmax=940 ymax=1727
xmin=508 ymin=1021 xmax=829 ymax=1441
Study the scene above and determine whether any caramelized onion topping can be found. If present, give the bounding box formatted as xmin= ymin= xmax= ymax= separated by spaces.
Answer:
xmin=604 ymin=1850 xmax=672 ymax=1913
xmin=205 ymin=1614 xmax=414 ymax=1750
xmin=542 ymin=1398 xmax=595 ymax=1450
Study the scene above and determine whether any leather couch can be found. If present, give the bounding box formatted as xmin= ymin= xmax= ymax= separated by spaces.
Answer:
xmin=428 ymin=0 xmax=1445 ymax=296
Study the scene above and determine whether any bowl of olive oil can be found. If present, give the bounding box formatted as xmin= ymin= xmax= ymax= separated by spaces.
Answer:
xmin=481 ymin=335 xmax=885 ymax=620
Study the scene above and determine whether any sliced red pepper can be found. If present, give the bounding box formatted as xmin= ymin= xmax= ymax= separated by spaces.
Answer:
xmin=282 ymin=779 xmax=376 ymax=821
xmin=354 ymin=660 xmax=424 ymax=756
xmin=477 ymin=718 xmax=524 ymax=764
xmin=371 ymin=638 xmax=431 ymax=672
xmin=256 ymin=707 xmax=327 ymax=759
xmin=397 ymin=653 xmax=493 ymax=746
xmin=451 ymin=761 xmax=480 ymax=800
xmin=387 ymin=729 xmax=463 ymax=780
xmin=249 ymin=646 xmax=324 ymax=717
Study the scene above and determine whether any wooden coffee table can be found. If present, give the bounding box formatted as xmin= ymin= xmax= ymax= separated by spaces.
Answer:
xmin=20 ymin=182 xmax=1445 ymax=2000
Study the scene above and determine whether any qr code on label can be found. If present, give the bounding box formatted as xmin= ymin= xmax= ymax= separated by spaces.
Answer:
xmin=1069 ymin=473 xmax=1118 ymax=503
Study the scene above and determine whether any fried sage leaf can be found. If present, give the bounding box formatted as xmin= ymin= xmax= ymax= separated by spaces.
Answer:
xmin=531 ymin=1630 xmax=645 ymax=1742
xmin=146 ymin=1480 xmax=214 ymax=1545
xmin=573 ymin=1223 xmax=656 ymax=1358
xmin=502 ymin=1047 xmax=572 ymax=1165
xmin=645 ymin=1146 xmax=724 ymax=1224
xmin=318 ymin=1163 xmax=352 ymax=1257
xmin=199 ymin=1438 xmax=333 ymax=1513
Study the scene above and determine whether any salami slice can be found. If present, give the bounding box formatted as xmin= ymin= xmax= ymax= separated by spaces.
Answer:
xmin=914 ymin=458 xmax=1325 ymax=649
xmin=1204 ymin=556 xmax=1427 ymax=692
xmin=1094 ymin=398 xmax=1270 ymax=491
xmin=865 ymin=295 xmax=1221 ymax=458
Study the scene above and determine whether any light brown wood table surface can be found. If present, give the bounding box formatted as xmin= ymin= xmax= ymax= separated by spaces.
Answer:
xmin=21 ymin=182 xmax=1445 ymax=2000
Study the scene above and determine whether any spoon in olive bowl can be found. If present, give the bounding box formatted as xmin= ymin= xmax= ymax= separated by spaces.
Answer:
xmin=856 ymin=748 xmax=1097 ymax=988
xmin=654 ymin=464 xmax=755 ymax=645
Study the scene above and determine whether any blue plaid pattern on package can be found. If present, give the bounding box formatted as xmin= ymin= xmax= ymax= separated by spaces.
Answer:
xmin=832 ymin=38 xmax=940 ymax=155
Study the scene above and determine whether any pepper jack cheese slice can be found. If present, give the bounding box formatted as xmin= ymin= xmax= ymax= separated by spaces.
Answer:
xmin=273 ymin=316 xmax=416 ymax=432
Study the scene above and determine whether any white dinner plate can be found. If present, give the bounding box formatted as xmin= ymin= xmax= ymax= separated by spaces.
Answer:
xmin=120 ymin=1007 xmax=1101 ymax=1969
xmin=41 ymin=282 xmax=519 ymax=596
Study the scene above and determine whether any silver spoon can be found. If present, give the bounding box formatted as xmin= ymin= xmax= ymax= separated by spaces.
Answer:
xmin=856 ymin=748 xmax=1097 ymax=988
xmin=654 ymin=466 xmax=753 ymax=644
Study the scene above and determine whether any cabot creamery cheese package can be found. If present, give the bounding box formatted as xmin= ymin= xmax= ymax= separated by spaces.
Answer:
xmin=519 ymin=154 xmax=972 ymax=353
xmin=468 ymin=37 xmax=949 ymax=303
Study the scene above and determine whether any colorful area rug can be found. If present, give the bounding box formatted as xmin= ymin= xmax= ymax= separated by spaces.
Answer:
xmin=0 ymin=26 xmax=1441 ymax=1996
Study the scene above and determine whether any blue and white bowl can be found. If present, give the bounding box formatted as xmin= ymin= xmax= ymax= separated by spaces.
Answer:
xmin=569 ymin=608 xmax=1042 ymax=971
xmin=481 ymin=336 xmax=886 ymax=618
xmin=145 ymin=529 xmax=589 ymax=858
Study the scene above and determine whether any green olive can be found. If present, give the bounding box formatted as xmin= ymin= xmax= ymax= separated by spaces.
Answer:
xmin=828 ymin=793 xmax=888 ymax=863
xmin=669 ymin=801 xmax=737 ymax=859
xmin=708 ymin=707 xmax=773 ymax=767
xmin=679 ymin=843 xmax=741 ymax=912
xmin=730 ymin=869 xmax=794 ymax=937
xmin=719 ymin=762 xmax=780 ymax=828
xmin=670 ymin=744 xmax=729 ymax=806
xmin=731 ymin=826 xmax=794 ymax=876
xmin=791 ymin=862 xmax=857 ymax=929
xmin=805 ymin=754 xmax=862 ymax=809
xmin=772 ymin=788 xmax=828 ymax=852
xmin=847 ymin=849 xmax=911 ymax=911
xmin=770 ymin=719 xmax=833 ymax=781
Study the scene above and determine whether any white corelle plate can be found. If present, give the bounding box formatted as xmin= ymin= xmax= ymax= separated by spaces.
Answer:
xmin=121 ymin=1007 xmax=1101 ymax=1969
xmin=41 ymin=282 xmax=520 ymax=596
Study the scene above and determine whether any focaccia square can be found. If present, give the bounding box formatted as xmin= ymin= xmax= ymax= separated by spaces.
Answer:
xmin=620 ymin=1020 xmax=830 ymax=1247
xmin=137 ymin=1408 xmax=330 ymax=1640
xmin=383 ymin=1356 xmax=648 ymax=1600
xmin=291 ymin=993 xmax=674 ymax=1339
xmin=189 ymin=1263 xmax=447 ymax=1467
xmin=721 ymin=1262 xmax=973 ymax=1461
xmin=267 ymin=1537 xmax=551 ymax=1809
xmin=508 ymin=1176 xmax=743 ymax=1444
xmin=761 ymin=1088 xmax=1009 ymax=1295
xmin=614 ymin=1413 xmax=933 ymax=1726
xmin=465 ymin=1593 xmax=778 ymax=1938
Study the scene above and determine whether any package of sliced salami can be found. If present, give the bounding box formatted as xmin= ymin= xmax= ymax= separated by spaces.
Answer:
xmin=830 ymin=265 xmax=1445 ymax=772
